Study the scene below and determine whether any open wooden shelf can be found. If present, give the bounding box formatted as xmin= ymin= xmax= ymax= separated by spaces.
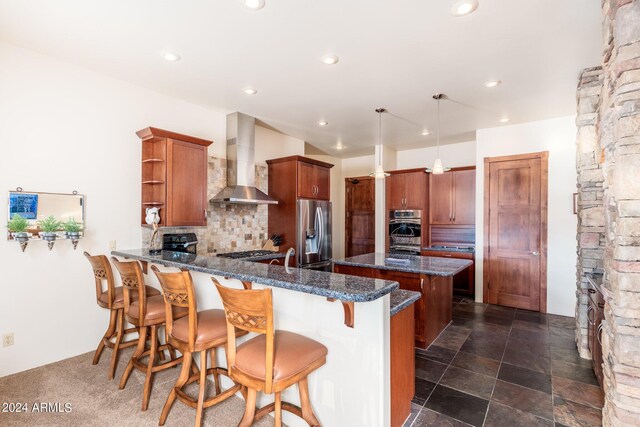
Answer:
xmin=142 ymin=180 xmax=165 ymax=185
xmin=142 ymin=158 xmax=164 ymax=163
xmin=142 ymin=202 xmax=165 ymax=206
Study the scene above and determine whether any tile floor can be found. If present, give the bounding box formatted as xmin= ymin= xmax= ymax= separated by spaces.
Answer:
xmin=404 ymin=297 xmax=604 ymax=427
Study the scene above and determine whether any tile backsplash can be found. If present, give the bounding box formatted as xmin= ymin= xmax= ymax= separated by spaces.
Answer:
xmin=141 ymin=156 xmax=269 ymax=255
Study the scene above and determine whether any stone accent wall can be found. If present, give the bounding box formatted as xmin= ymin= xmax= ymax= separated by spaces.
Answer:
xmin=575 ymin=66 xmax=605 ymax=358
xmin=142 ymin=156 xmax=269 ymax=255
xmin=598 ymin=1 xmax=640 ymax=425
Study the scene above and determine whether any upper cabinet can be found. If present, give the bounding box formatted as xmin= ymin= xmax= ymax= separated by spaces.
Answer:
xmin=297 ymin=160 xmax=331 ymax=200
xmin=429 ymin=168 xmax=476 ymax=225
xmin=137 ymin=127 xmax=213 ymax=227
xmin=386 ymin=170 xmax=427 ymax=210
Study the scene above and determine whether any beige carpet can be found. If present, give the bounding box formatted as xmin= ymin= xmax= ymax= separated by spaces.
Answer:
xmin=0 ymin=347 xmax=276 ymax=426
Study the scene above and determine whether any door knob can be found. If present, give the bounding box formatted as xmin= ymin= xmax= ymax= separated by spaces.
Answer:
xmin=532 ymin=251 xmax=539 ymax=256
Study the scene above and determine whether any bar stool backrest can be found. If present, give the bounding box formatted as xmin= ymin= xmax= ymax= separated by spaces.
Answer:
xmin=151 ymin=266 xmax=199 ymax=351
xmin=84 ymin=251 xmax=116 ymax=309
xmin=110 ymin=257 xmax=149 ymax=321
xmin=212 ymin=279 xmax=275 ymax=393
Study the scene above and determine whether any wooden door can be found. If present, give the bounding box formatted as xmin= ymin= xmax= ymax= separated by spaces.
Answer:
xmin=484 ymin=152 xmax=548 ymax=312
xmin=345 ymin=177 xmax=375 ymax=257
xmin=452 ymin=169 xmax=476 ymax=225
xmin=314 ymin=165 xmax=330 ymax=200
xmin=386 ymin=173 xmax=406 ymax=210
xmin=166 ymin=139 xmax=207 ymax=226
xmin=403 ymin=171 xmax=427 ymax=209
xmin=429 ymin=172 xmax=453 ymax=224
xmin=297 ymin=161 xmax=316 ymax=199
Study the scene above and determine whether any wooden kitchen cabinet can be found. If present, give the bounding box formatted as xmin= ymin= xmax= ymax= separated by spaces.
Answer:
xmin=332 ymin=264 xmax=452 ymax=348
xmin=137 ymin=127 xmax=213 ymax=227
xmin=422 ymin=250 xmax=475 ymax=297
xmin=587 ymin=276 xmax=605 ymax=388
xmin=386 ymin=170 xmax=427 ymax=210
xmin=297 ymin=160 xmax=331 ymax=200
xmin=429 ymin=168 xmax=476 ymax=225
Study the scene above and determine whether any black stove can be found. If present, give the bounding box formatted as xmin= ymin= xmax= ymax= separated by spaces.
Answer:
xmin=216 ymin=250 xmax=276 ymax=259
xmin=162 ymin=233 xmax=198 ymax=254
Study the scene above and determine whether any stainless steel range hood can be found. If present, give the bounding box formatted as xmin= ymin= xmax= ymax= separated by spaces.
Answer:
xmin=210 ymin=112 xmax=278 ymax=205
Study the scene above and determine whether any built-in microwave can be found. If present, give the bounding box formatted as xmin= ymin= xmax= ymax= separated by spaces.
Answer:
xmin=388 ymin=210 xmax=421 ymax=255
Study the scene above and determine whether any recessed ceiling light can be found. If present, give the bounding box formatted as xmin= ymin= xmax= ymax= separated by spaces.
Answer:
xmin=322 ymin=55 xmax=339 ymax=65
xmin=421 ymin=129 xmax=430 ymax=136
xmin=243 ymin=87 xmax=258 ymax=95
xmin=318 ymin=120 xmax=329 ymax=126
xmin=245 ymin=0 xmax=265 ymax=10
xmin=451 ymin=0 xmax=479 ymax=16
xmin=484 ymin=80 xmax=501 ymax=88
xmin=163 ymin=52 xmax=181 ymax=62
xmin=335 ymin=144 xmax=345 ymax=150
xmin=500 ymin=117 xmax=510 ymax=123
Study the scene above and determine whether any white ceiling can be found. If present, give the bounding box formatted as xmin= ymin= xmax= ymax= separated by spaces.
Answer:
xmin=0 ymin=0 xmax=602 ymax=157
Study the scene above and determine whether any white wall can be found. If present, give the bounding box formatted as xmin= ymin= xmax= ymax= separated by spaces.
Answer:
xmin=0 ymin=42 xmax=232 ymax=376
xmin=255 ymin=125 xmax=305 ymax=164
xmin=475 ymin=116 xmax=578 ymax=316
xmin=396 ymin=140 xmax=476 ymax=169
xmin=342 ymin=155 xmax=376 ymax=178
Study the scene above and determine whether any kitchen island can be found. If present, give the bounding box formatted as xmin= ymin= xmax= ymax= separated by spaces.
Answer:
xmin=334 ymin=253 xmax=472 ymax=348
xmin=112 ymin=249 xmax=419 ymax=427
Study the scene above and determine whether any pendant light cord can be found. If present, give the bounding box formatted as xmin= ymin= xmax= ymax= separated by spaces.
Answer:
xmin=436 ymin=96 xmax=441 ymax=158
xmin=378 ymin=111 xmax=382 ymax=167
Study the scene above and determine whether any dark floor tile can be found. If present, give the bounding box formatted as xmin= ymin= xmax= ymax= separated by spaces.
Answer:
xmin=453 ymin=300 xmax=487 ymax=315
xmin=550 ymin=327 xmax=577 ymax=349
xmin=412 ymin=377 xmax=437 ymax=405
xmin=412 ymin=408 xmax=473 ymax=427
xmin=460 ymin=333 xmax=507 ymax=361
xmin=498 ymin=363 xmax=552 ymax=394
xmin=415 ymin=357 xmax=448 ymax=383
xmin=484 ymin=304 xmax=516 ymax=319
xmin=515 ymin=310 xmax=549 ymax=325
xmin=553 ymin=396 xmax=602 ymax=427
xmin=402 ymin=403 xmax=423 ymax=427
xmin=425 ymin=385 xmax=489 ymax=427
xmin=552 ymin=376 xmax=604 ymax=409
xmin=503 ymin=338 xmax=551 ymax=374
xmin=512 ymin=319 xmax=549 ymax=332
xmin=551 ymin=360 xmax=599 ymax=386
xmin=548 ymin=314 xmax=576 ymax=329
xmin=450 ymin=351 xmax=501 ymax=378
xmin=492 ymin=380 xmax=554 ymax=421
xmin=419 ymin=345 xmax=457 ymax=365
xmin=509 ymin=327 xmax=550 ymax=345
xmin=439 ymin=366 xmax=496 ymax=399
xmin=431 ymin=326 xmax=472 ymax=351
xmin=550 ymin=345 xmax=592 ymax=368
xmin=479 ymin=313 xmax=514 ymax=327
xmin=484 ymin=401 xmax=553 ymax=427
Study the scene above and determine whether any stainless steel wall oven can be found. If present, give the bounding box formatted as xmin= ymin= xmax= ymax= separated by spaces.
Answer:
xmin=388 ymin=210 xmax=421 ymax=255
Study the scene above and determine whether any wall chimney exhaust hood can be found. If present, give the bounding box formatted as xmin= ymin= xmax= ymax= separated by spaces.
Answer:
xmin=210 ymin=112 xmax=278 ymax=205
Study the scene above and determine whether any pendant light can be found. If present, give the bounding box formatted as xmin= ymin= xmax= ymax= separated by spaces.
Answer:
xmin=370 ymin=108 xmax=390 ymax=179
xmin=426 ymin=94 xmax=451 ymax=175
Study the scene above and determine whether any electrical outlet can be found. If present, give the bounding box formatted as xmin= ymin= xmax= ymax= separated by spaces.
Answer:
xmin=3 ymin=333 xmax=14 ymax=347
xmin=109 ymin=240 xmax=117 ymax=251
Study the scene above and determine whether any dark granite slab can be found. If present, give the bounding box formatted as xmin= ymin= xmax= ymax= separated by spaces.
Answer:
xmin=112 ymin=249 xmax=398 ymax=303
xmin=227 ymin=252 xmax=286 ymax=262
xmin=333 ymin=253 xmax=472 ymax=276
xmin=390 ymin=289 xmax=421 ymax=316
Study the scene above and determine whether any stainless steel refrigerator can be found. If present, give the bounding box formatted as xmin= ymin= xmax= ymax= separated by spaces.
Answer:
xmin=296 ymin=199 xmax=332 ymax=271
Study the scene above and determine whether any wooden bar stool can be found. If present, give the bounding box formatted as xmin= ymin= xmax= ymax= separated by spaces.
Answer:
xmin=84 ymin=252 xmax=160 ymax=380
xmin=151 ymin=266 xmax=248 ymax=427
xmin=213 ymin=278 xmax=328 ymax=427
xmin=111 ymin=258 xmax=187 ymax=411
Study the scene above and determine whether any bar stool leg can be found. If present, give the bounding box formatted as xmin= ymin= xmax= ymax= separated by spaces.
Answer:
xmin=298 ymin=377 xmax=320 ymax=426
xmin=159 ymin=351 xmax=192 ymax=426
xmin=209 ymin=348 xmax=221 ymax=395
xmin=120 ymin=326 xmax=147 ymax=390
xmin=93 ymin=309 xmax=117 ymax=365
xmin=195 ymin=350 xmax=208 ymax=427
xmin=108 ymin=309 xmax=125 ymax=380
xmin=165 ymin=327 xmax=177 ymax=361
xmin=274 ymin=392 xmax=282 ymax=427
xmin=142 ymin=324 xmax=158 ymax=411
xmin=239 ymin=388 xmax=257 ymax=427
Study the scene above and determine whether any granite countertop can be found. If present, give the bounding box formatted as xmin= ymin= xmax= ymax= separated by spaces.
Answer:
xmin=333 ymin=253 xmax=472 ymax=277
xmin=421 ymin=246 xmax=475 ymax=254
xmin=112 ymin=249 xmax=398 ymax=303
xmin=216 ymin=252 xmax=286 ymax=262
xmin=390 ymin=289 xmax=421 ymax=317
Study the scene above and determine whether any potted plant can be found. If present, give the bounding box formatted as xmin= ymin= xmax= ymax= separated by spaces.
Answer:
xmin=62 ymin=218 xmax=83 ymax=239
xmin=7 ymin=214 xmax=31 ymax=241
xmin=38 ymin=215 xmax=62 ymax=241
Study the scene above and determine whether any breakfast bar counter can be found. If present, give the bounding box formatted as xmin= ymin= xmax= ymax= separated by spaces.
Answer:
xmin=112 ymin=249 xmax=410 ymax=427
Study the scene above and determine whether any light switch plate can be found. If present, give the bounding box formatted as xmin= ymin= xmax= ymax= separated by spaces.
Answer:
xmin=3 ymin=333 xmax=14 ymax=347
xmin=109 ymin=240 xmax=117 ymax=251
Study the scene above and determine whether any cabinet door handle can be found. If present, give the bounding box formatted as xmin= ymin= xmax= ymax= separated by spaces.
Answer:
xmin=204 ymin=209 xmax=207 ymax=221
xmin=420 ymin=278 xmax=424 ymax=292
xmin=597 ymin=323 xmax=604 ymax=346
xmin=452 ymin=212 xmax=456 ymax=222
xmin=587 ymin=305 xmax=595 ymax=325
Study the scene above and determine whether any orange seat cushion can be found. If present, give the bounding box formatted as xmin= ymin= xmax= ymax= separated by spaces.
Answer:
xmin=234 ymin=331 xmax=327 ymax=382
xmin=98 ymin=285 xmax=160 ymax=306
xmin=171 ymin=309 xmax=228 ymax=344
xmin=128 ymin=294 xmax=187 ymax=323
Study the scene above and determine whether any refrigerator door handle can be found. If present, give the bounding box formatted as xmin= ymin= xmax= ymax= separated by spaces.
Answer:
xmin=316 ymin=206 xmax=323 ymax=255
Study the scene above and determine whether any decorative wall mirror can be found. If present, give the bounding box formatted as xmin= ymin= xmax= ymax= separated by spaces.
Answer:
xmin=6 ymin=188 xmax=85 ymax=251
